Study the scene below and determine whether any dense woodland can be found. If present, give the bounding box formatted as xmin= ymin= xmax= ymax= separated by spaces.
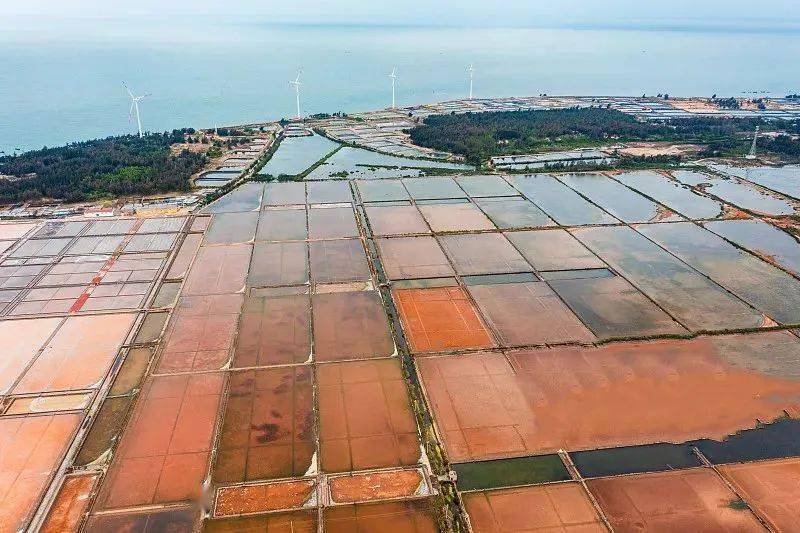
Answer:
xmin=409 ymin=108 xmax=799 ymax=165
xmin=0 ymin=130 xmax=205 ymax=204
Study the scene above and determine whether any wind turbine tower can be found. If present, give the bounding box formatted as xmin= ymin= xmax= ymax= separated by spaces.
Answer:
xmin=389 ymin=67 xmax=397 ymax=109
xmin=468 ymin=64 xmax=475 ymax=99
xmin=289 ymin=70 xmax=302 ymax=120
xmin=124 ymin=83 xmax=150 ymax=137
xmin=746 ymin=125 xmax=760 ymax=160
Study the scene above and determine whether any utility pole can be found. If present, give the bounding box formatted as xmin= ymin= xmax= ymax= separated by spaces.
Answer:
xmin=746 ymin=125 xmax=759 ymax=160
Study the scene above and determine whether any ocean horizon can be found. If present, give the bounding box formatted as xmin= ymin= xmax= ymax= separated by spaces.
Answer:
xmin=2 ymin=19 xmax=799 ymax=154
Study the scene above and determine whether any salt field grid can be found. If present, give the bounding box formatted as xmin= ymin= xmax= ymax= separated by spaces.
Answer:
xmin=257 ymin=128 xmax=472 ymax=182
xmin=3 ymin=164 xmax=800 ymax=532
xmin=315 ymin=97 xmax=800 ymax=167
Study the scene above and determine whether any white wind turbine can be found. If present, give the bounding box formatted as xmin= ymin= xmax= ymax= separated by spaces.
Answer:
xmin=467 ymin=64 xmax=475 ymax=99
xmin=289 ymin=70 xmax=302 ymax=119
xmin=389 ymin=67 xmax=397 ymax=109
xmin=124 ymin=83 xmax=150 ymax=137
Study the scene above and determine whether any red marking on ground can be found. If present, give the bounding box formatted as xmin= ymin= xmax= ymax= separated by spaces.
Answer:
xmin=69 ymin=292 xmax=92 ymax=313
xmin=72 ymin=253 xmax=118 ymax=312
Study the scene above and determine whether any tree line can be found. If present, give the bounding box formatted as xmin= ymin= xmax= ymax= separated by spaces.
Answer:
xmin=408 ymin=108 xmax=799 ymax=165
xmin=0 ymin=129 xmax=205 ymax=204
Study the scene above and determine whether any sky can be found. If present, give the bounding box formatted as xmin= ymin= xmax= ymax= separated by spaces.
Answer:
xmin=2 ymin=0 xmax=799 ymax=31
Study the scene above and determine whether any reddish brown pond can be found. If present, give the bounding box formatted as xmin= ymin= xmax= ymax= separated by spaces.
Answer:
xmin=418 ymin=332 xmax=800 ymax=461
xmin=317 ymin=359 xmax=419 ymax=472
xmin=720 ymin=457 xmax=800 ymax=532
xmin=95 ymin=373 xmax=224 ymax=509
xmin=393 ymin=287 xmax=495 ymax=352
xmin=214 ymin=366 xmax=315 ymax=483
xmin=312 ymin=291 xmax=394 ymax=362
xmin=232 ymin=294 xmax=311 ymax=367
xmin=587 ymin=468 xmax=764 ymax=532
xmin=464 ymin=483 xmax=606 ymax=532
xmin=324 ymin=500 xmax=437 ymax=532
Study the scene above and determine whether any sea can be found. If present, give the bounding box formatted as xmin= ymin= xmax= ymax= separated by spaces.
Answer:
xmin=1 ymin=20 xmax=799 ymax=154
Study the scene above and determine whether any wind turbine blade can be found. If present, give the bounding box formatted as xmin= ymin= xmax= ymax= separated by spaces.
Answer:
xmin=123 ymin=83 xmax=134 ymax=99
xmin=129 ymin=101 xmax=135 ymax=119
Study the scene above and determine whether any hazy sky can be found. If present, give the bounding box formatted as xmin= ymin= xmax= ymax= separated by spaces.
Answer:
xmin=3 ymin=0 xmax=800 ymax=28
